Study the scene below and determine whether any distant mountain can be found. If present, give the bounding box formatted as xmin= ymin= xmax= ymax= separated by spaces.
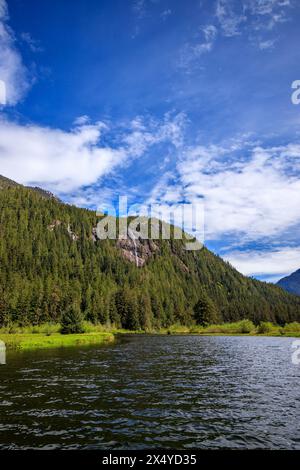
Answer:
xmin=0 ymin=174 xmax=300 ymax=328
xmin=277 ymin=270 xmax=300 ymax=296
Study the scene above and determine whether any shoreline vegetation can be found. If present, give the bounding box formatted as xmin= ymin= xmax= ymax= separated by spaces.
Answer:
xmin=1 ymin=331 xmax=115 ymax=351
xmin=1 ymin=319 xmax=300 ymax=351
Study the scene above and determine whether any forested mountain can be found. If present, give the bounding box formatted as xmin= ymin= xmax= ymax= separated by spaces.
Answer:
xmin=277 ymin=270 xmax=300 ymax=296
xmin=0 ymin=175 xmax=59 ymax=201
xmin=0 ymin=175 xmax=300 ymax=329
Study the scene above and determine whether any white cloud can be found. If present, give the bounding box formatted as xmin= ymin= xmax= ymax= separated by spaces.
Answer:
xmin=0 ymin=119 xmax=123 ymax=192
xmin=214 ymin=0 xmax=293 ymax=48
xmin=146 ymin=136 xmax=300 ymax=277
xmin=177 ymin=142 xmax=300 ymax=242
xmin=246 ymin=0 xmax=291 ymax=29
xmin=216 ymin=0 xmax=246 ymax=37
xmin=224 ymin=247 xmax=300 ymax=280
xmin=216 ymin=0 xmax=292 ymax=35
xmin=196 ymin=25 xmax=218 ymax=53
xmin=73 ymin=115 xmax=91 ymax=126
xmin=178 ymin=25 xmax=217 ymax=69
xmin=148 ymin=136 xmax=300 ymax=282
xmin=123 ymin=112 xmax=186 ymax=155
xmin=0 ymin=0 xmax=30 ymax=104
xmin=258 ymin=38 xmax=276 ymax=49
xmin=0 ymin=112 xmax=185 ymax=193
xmin=178 ymin=0 xmax=293 ymax=70
xmin=0 ymin=78 xmax=5 ymax=104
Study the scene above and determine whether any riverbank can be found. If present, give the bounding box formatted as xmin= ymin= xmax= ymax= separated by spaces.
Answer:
xmin=0 ymin=332 xmax=115 ymax=351
xmin=1 ymin=320 xmax=300 ymax=351
xmin=159 ymin=320 xmax=300 ymax=337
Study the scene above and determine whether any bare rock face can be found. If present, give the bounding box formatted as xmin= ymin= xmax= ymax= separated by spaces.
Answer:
xmin=67 ymin=223 xmax=79 ymax=241
xmin=91 ymin=227 xmax=98 ymax=242
xmin=173 ymin=256 xmax=189 ymax=273
xmin=117 ymin=237 xmax=159 ymax=267
xmin=48 ymin=220 xmax=79 ymax=241
xmin=48 ymin=219 xmax=62 ymax=231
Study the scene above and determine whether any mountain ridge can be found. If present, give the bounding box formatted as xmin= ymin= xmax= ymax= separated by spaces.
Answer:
xmin=277 ymin=269 xmax=300 ymax=296
xmin=0 ymin=174 xmax=59 ymax=201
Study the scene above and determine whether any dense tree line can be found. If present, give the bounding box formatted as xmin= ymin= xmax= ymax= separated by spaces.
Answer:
xmin=0 ymin=183 xmax=300 ymax=329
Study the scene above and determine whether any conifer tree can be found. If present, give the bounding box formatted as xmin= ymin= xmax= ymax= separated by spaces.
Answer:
xmin=61 ymin=303 xmax=84 ymax=334
xmin=194 ymin=292 xmax=220 ymax=326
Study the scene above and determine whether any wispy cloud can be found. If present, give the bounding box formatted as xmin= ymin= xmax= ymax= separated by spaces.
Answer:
xmin=0 ymin=0 xmax=31 ymax=104
xmin=20 ymin=32 xmax=43 ymax=53
xmin=216 ymin=0 xmax=246 ymax=37
xmin=216 ymin=0 xmax=292 ymax=34
xmin=177 ymin=0 xmax=293 ymax=72
xmin=258 ymin=38 xmax=276 ymax=49
xmin=215 ymin=0 xmax=293 ymax=43
xmin=178 ymin=24 xmax=217 ymax=69
xmin=199 ymin=25 xmax=218 ymax=52
xmin=132 ymin=0 xmax=147 ymax=19
xmin=246 ymin=0 xmax=292 ymax=29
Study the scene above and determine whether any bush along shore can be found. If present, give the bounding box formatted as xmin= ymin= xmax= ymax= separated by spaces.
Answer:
xmin=1 ymin=320 xmax=300 ymax=351
xmin=161 ymin=320 xmax=300 ymax=337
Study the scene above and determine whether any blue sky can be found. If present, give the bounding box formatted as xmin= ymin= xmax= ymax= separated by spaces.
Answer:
xmin=1 ymin=0 xmax=300 ymax=281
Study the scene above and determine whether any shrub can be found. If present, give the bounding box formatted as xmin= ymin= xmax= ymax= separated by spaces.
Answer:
xmin=189 ymin=320 xmax=255 ymax=334
xmin=238 ymin=319 xmax=255 ymax=334
xmin=81 ymin=321 xmax=109 ymax=333
xmin=203 ymin=324 xmax=224 ymax=333
xmin=282 ymin=322 xmax=300 ymax=334
xmin=257 ymin=322 xmax=274 ymax=334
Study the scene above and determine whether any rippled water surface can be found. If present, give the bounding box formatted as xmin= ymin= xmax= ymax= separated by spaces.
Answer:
xmin=0 ymin=335 xmax=299 ymax=449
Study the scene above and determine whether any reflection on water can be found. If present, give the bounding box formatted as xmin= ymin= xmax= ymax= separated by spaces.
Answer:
xmin=0 ymin=335 xmax=299 ymax=449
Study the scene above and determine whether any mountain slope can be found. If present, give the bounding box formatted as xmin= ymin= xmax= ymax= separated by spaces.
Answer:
xmin=0 ymin=174 xmax=59 ymax=201
xmin=0 ymin=177 xmax=299 ymax=328
xmin=277 ymin=270 xmax=300 ymax=296
xmin=0 ymin=175 xmax=20 ymax=189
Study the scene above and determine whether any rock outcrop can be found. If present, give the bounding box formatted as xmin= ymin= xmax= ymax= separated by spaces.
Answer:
xmin=117 ymin=237 xmax=159 ymax=267
xmin=48 ymin=220 xmax=79 ymax=241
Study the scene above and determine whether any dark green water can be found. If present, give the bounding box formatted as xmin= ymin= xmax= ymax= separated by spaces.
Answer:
xmin=0 ymin=335 xmax=299 ymax=449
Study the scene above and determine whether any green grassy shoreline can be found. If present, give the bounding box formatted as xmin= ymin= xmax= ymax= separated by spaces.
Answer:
xmin=158 ymin=320 xmax=300 ymax=337
xmin=0 ymin=332 xmax=115 ymax=351
xmin=1 ymin=319 xmax=300 ymax=351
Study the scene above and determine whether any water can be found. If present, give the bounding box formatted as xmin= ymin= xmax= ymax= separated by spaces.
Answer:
xmin=0 ymin=335 xmax=299 ymax=449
